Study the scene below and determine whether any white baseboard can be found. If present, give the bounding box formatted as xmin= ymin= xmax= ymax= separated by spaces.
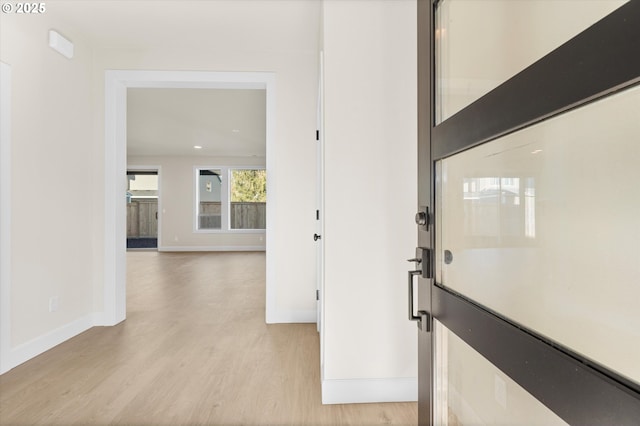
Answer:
xmin=8 ymin=313 xmax=96 ymax=373
xmin=266 ymin=309 xmax=316 ymax=324
xmin=2 ymin=306 xmax=313 ymax=374
xmin=159 ymin=245 xmax=266 ymax=252
xmin=322 ymin=377 xmax=418 ymax=404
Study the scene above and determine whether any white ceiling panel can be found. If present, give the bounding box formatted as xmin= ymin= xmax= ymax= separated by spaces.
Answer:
xmin=127 ymin=88 xmax=266 ymax=157
xmin=45 ymin=0 xmax=321 ymax=51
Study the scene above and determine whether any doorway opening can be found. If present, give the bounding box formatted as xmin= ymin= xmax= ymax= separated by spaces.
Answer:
xmin=126 ymin=169 xmax=159 ymax=250
xmin=104 ymin=70 xmax=276 ymax=326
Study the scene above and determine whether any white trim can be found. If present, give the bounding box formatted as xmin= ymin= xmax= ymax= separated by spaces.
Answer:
xmin=317 ymin=49 xmax=326 ymax=373
xmin=105 ymin=70 xmax=277 ymax=327
xmin=264 ymin=78 xmax=277 ymax=324
xmin=104 ymin=73 xmax=127 ymax=326
xmin=0 ymin=62 xmax=11 ymax=374
xmin=268 ymin=309 xmax=316 ymax=324
xmin=192 ymin=229 xmax=267 ymax=235
xmin=321 ymin=377 xmax=418 ymax=405
xmin=9 ymin=314 xmax=96 ymax=372
xmin=158 ymin=246 xmax=266 ymax=252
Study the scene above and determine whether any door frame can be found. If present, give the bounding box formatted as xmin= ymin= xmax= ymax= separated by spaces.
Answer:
xmin=316 ymin=50 xmax=325 ymax=369
xmin=0 ymin=62 xmax=11 ymax=374
xmin=104 ymin=70 xmax=276 ymax=326
xmin=416 ymin=0 xmax=433 ymax=423
xmin=419 ymin=1 xmax=640 ymax=424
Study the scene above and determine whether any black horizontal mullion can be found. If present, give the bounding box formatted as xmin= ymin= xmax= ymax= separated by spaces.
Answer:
xmin=432 ymin=285 xmax=640 ymax=425
xmin=433 ymin=0 xmax=640 ymax=160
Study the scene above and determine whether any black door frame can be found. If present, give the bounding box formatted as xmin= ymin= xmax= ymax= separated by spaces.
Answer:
xmin=416 ymin=0 xmax=434 ymax=424
xmin=417 ymin=1 xmax=640 ymax=424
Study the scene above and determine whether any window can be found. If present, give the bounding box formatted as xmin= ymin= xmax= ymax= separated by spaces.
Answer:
xmin=197 ymin=169 xmax=223 ymax=230
xmin=195 ymin=167 xmax=266 ymax=232
xmin=230 ymin=169 xmax=267 ymax=230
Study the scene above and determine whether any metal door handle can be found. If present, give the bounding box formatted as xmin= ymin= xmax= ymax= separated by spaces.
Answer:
xmin=408 ymin=270 xmax=422 ymax=322
xmin=408 ymin=269 xmax=431 ymax=332
xmin=314 ymin=233 xmax=322 ymax=241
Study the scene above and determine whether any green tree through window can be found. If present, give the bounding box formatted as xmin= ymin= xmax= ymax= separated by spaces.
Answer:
xmin=231 ymin=169 xmax=267 ymax=202
xmin=230 ymin=169 xmax=266 ymax=230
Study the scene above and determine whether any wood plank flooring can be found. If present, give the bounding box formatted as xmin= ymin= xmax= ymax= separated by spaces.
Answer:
xmin=0 ymin=252 xmax=417 ymax=425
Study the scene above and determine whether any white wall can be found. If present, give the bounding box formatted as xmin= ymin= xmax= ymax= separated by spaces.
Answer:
xmin=0 ymin=13 xmax=95 ymax=364
xmin=321 ymin=0 xmax=418 ymax=403
xmin=0 ymin=61 xmax=12 ymax=375
xmin=0 ymin=2 xmax=321 ymax=372
xmin=128 ymin=155 xmax=266 ymax=250
xmin=91 ymin=33 xmax=320 ymax=321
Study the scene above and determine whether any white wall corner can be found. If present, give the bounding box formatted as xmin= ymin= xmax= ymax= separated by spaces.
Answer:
xmin=0 ymin=62 xmax=11 ymax=376
xmin=321 ymin=377 xmax=418 ymax=405
xmin=91 ymin=312 xmax=106 ymax=326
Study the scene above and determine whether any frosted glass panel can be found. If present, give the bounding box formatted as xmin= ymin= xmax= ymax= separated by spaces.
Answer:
xmin=435 ymin=0 xmax=627 ymax=123
xmin=434 ymin=320 xmax=568 ymax=426
xmin=434 ymin=320 xmax=567 ymax=426
xmin=437 ymin=84 xmax=640 ymax=385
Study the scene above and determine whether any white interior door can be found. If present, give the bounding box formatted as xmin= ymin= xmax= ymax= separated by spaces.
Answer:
xmin=315 ymin=52 xmax=325 ymax=336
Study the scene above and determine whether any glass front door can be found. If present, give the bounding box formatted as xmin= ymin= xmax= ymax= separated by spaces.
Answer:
xmin=419 ymin=1 xmax=640 ymax=424
xmin=434 ymin=83 xmax=640 ymax=424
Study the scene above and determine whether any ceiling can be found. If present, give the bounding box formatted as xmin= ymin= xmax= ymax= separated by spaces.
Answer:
xmin=41 ymin=0 xmax=320 ymax=159
xmin=45 ymin=0 xmax=321 ymax=51
xmin=127 ymin=88 xmax=266 ymax=157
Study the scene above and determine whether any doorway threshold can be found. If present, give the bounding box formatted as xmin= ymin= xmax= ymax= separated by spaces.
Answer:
xmin=126 ymin=237 xmax=158 ymax=250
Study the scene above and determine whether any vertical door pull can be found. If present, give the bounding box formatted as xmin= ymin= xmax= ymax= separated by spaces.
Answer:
xmin=408 ymin=270 xmax=422 ymax=321
xmin=408 ymin=269 xmax=431 ymax=332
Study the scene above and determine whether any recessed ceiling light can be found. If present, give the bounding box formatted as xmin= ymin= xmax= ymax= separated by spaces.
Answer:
xmin=232 ymin=129 xmax=240 ymax=133
xmin=194 ymin=145 xmax=202 ymax=149
xmin=531 ymin=149 xmax=543 ymax=154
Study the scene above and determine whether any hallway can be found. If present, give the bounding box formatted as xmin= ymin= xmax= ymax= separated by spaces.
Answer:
xmin=0 ymin=252 xmax=417 ymax=425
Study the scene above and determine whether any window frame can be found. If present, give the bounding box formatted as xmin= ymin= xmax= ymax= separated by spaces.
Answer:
xmin=194 ymin=165 xmax=266 ymax=234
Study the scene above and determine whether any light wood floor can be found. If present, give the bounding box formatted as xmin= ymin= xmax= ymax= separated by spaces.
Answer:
xmin=0 ymin=251 xmax=417 ymax=425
